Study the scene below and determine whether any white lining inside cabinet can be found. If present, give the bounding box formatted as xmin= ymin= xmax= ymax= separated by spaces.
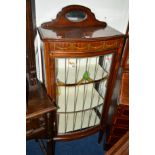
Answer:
xmin=56 ymin=54 xmax=113 ymax=133
xmin=57 ymin=83 xmax=106 ymax=112
xmin=56 ymin=61 xmax=107 ymax=84
xmin=58 ymin=110 xmax=100 ymax=133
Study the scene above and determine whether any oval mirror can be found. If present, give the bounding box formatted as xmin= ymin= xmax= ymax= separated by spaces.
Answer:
xmin=65 ymin=10 xmax=87 ymax=22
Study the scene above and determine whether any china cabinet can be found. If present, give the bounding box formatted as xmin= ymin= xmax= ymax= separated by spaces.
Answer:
xmin=38 ymin=5 xmax=125 ymax=142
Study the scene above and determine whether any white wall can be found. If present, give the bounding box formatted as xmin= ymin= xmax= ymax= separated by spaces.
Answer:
xmin=35 ymin=0 xmax=128 ymax=34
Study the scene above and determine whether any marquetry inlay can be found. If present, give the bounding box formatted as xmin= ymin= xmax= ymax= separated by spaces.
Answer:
xmin=48 ymin=39 xmax=123 ymax=53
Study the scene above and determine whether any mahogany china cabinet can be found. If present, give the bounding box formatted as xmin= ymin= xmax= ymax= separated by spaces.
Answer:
xmin=38 ymin=4 xmax=125 ymax=149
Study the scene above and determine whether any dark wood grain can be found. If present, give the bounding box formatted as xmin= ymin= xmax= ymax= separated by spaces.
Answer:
xmin=54 ymin=125 xmax=100 ymax=141
xmin=121 ymin=37 xmax=129 ymax=71
xmin=38 ymin=5 xmax=123 ymax=41
xmin=26 ymin=0 xmax=37 ymax=85
xmin=101 ymin=23 xmax=129 ymax=148
xmin=26 ymin=2 xmax=57 ymax=154
xmin=26 ymin=81 xmax=56 ymax=142
xmin=122 ymin=22 xmax=129 ymax=71
xmin=119 ymin=72 xmax=129 ymax=106
xmin=105 ymin=131 xmax=129 ymax=155
xmin=26 ymin=82 xmax=56 ymax=119
xmin=38 ymin=26 xmax=123 ymax=41
xmin=104 ymin=72 xmax=129 ymax=150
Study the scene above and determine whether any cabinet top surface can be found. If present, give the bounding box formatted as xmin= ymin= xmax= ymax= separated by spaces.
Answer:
xmin=38 ymin=25 xmax=123 ymax=41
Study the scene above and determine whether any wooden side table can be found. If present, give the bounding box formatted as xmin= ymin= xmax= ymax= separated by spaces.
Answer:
xmin=26 ymin=81 xmax=57 ymax=155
